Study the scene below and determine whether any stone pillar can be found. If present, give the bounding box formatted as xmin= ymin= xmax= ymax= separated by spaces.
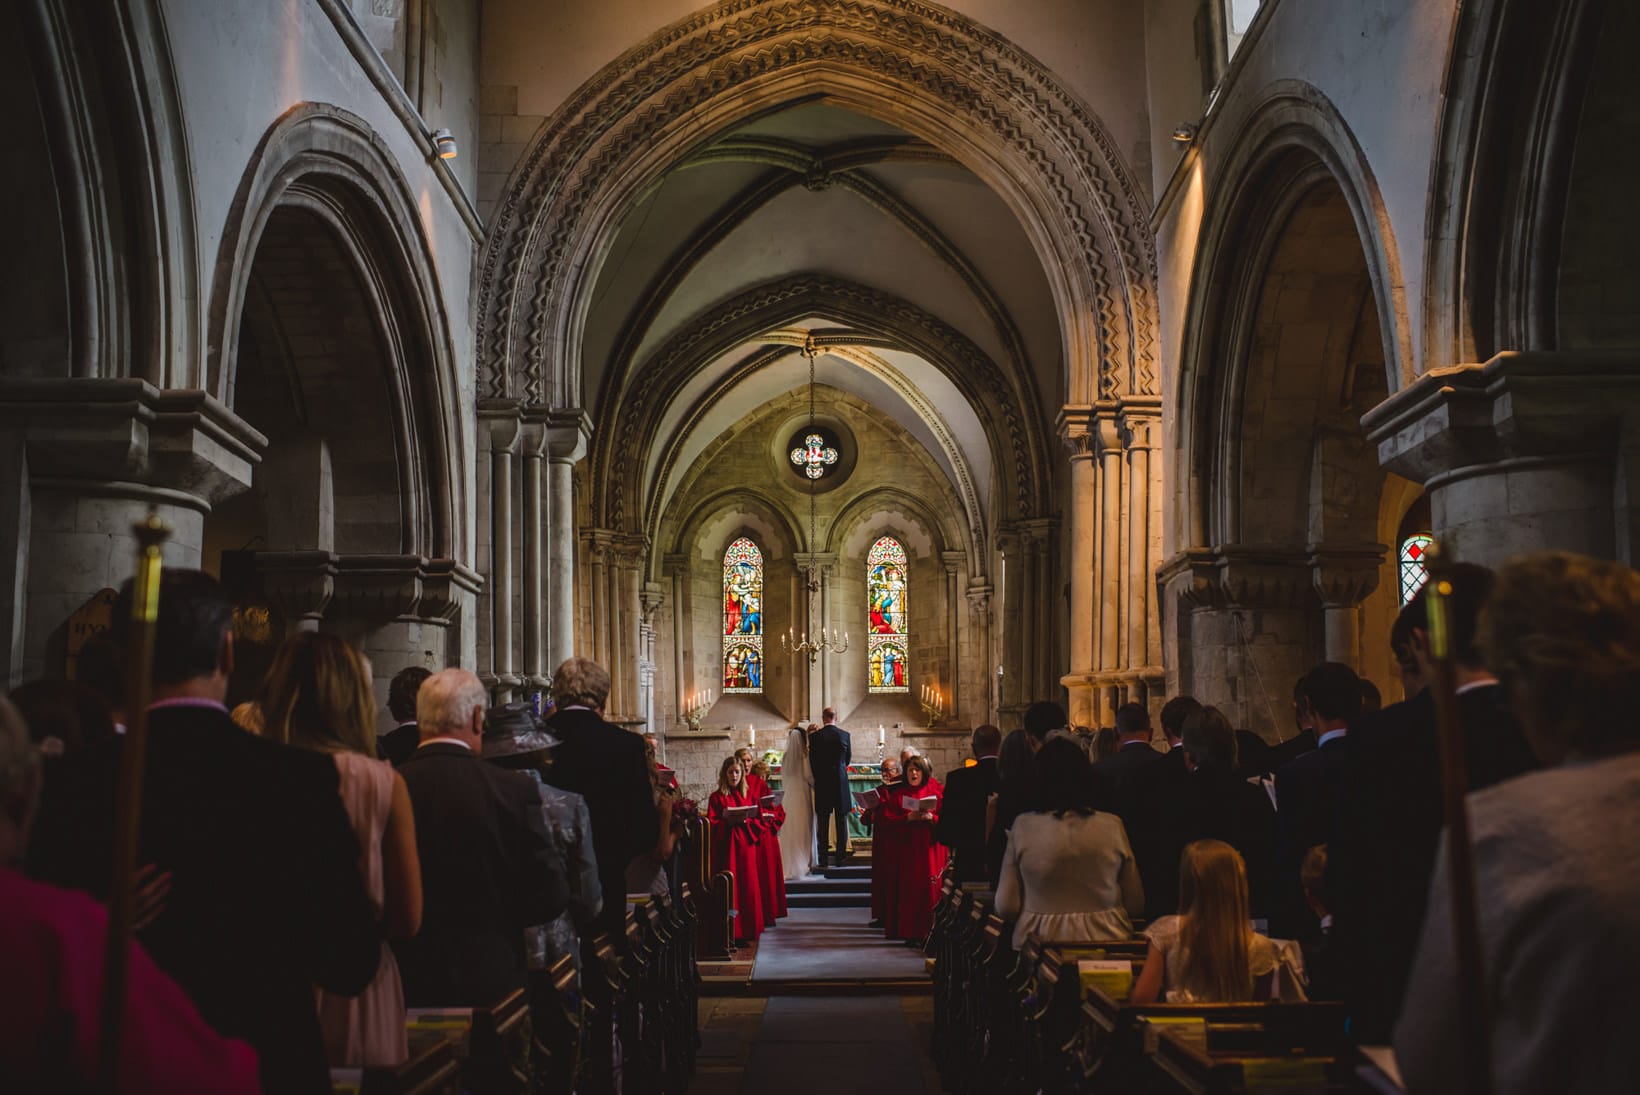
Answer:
xmin=544 ymin=411 xmax=590 ymax=672
xmin=664 ymin=553 xmax=689 ymax=729
xmin=1122 ymin=401 xmax=1164 ymax=708
xmin=519 ymin=417 xmax=547 ymax=693
xmin=1021 ymin=520 xmax=1058 ymax=707
xmin=966 ymin=582 xmax=993 ymax=724
xmin=1059 ymin=408 xmax=1098 ymax=727
xmin=640 ymin=582 xmax=663 ymax=735
xmin=792 ymin=552 xmax=834 ymax=715
xmin=0 ymin=381 xmax=260 ymax=682
xmin=608 ymin=536 xmax=645 ymax=720
xmin=1309 ymin=545 xmax=1384 ymax=670
xmin=582 ymin=529 xmax=614 ymax=673
xmin=486 ymin=415 xmax=521 ymax=701
xmin=1364 ymin=352 xmax=1640 ymax=564
xmin=941 ymin=550 xmax=963 ymax=722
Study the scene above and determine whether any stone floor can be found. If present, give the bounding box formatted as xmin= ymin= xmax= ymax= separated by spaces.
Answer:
xmin=688 ymin=994 xmax=943 ymax=1094
xmin=750 ymin=907 xmax=929 ymax=983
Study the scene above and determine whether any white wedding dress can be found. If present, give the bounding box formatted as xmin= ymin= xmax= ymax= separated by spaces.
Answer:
xmin=779 ymin=727 xmax=817 ymax=879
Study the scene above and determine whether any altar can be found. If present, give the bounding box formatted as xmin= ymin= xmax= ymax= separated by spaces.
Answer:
xmin=768 ymin=764 xmax=886 ymax=842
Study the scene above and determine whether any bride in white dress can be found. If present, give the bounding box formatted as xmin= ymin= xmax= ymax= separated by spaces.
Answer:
xmin=779 ymin=724 xmax=817 ymax=879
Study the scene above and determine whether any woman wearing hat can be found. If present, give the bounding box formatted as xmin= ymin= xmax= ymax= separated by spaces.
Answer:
xmin=481 ymin=703 xmax=602 ymax=973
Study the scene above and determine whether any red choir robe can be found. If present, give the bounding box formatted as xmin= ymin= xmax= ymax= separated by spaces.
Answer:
xmin=884 ymin=777 xmax=948 ymax=941
xmin=708 ymin=787 xmax=767 ymax=942
xmin=746 ymin=773 xmax=788 ymax=922
xmin=868 ymin=779 xmax=907 ymax=922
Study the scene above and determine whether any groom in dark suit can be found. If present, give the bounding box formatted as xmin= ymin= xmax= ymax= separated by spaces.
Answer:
xmin=808 ymin=707 xmax=852 ymax=869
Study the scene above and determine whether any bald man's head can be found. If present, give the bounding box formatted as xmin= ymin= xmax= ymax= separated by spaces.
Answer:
xmin=417 ymin=668 xmax=487 ymax=748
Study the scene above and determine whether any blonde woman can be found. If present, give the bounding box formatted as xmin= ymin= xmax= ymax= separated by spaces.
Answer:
xmin=261 ymin=633 xmax=422 ymax=1065
xmin=1132 ymin=839 xmax=1304 ymax=1004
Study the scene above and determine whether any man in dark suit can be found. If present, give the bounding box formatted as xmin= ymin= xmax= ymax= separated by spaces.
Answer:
xmin=1272 ymin=661 xmax=1360 ymax=937
xmin=1126 ymin=694 xmax=1199 ymax=919
xmin=543 ymin=656 xmax=656 ymax=936
xmin=27 ymin=569 xmax=381 ymax=1095
xmin=808 ymin=707 xmax=852 ymax=869
xmin=1328 ymin=563 xmax=1539 ymax=1043
xmin=935 ymin=723 xmax=1002 ymax=882
xmin=377 ymin=664 xmax=430 ymax=766
xmin=1091 ymin=702 xmax=1162 ymax=820
xmin=394 ymin=668 xmax=568 ymax=1006
xmin=1147 ymin=706 xmax=1278 ymax=922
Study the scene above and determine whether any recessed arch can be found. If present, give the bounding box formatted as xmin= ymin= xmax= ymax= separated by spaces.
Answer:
xmin=205 ymin=103 xmax=465 ymax=558
xmin=475 ymin=0 xmax=1156 ymax=411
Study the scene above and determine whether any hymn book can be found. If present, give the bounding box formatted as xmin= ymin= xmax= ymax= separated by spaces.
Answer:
xmin=760 ymin=791 xmax=783 ymax=810
xmin=900 ymin=794 xmax=939 ymax=813
xmin=852 ymin=788 xmax=881 ymax=809
xmin=724 ymin=804 xmax=759 ymax=822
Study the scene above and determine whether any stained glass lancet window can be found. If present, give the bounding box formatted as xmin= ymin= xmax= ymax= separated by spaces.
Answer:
xmin=867 ymin=536 xmax=909 ymax=693
xmin=723 ymin=538 xmax=764 ymax=693
xmin=1399 ymin=534 xmax=1434 ymax=605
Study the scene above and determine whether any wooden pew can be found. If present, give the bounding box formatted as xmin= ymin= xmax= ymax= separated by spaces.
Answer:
xmin=533 ymin=951 xmax=581 ymax=1093
xmin=399 ymin=988 xmax=531 ymax=1094
xmin=679 ymin=815 xmax=734 ymax=958
xmin=1075 ymin=987 xmax=1347 ymax=1094
xmin=1021 ymin=940 xmax=1150 ymax=1092
xmin=331 ymin=1033 xmax=461 ymax=1095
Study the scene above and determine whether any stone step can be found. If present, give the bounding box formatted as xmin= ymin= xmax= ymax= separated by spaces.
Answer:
xmin=786 ymin=892 xmax=872 ymax=909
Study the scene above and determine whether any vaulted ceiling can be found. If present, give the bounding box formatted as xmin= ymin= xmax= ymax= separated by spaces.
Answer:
xmin=582 ymin=100 xmax=1064 ymax=534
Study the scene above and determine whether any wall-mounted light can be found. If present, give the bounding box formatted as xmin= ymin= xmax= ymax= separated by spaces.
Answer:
xmin=431 ymin=128 xmax=458 ymax=160
xmin=1171 ymin=122 xmax=1200 ymax=146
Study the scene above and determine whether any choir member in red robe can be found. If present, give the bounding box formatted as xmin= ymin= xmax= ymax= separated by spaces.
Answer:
xmin=884 ymin=755 xmax=947 ymax=941
xmin=739 ymin=749 xmax=787 ymax=923
xmin=867 ymin=757 xmax=905 ymax=926
xmin=708 ymin=755 xmax=767 ymax=943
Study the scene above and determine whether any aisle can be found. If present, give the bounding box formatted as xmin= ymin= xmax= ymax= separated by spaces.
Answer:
xmin=689 ymin=994 xmax=941 ymax=1094
xmin=750 ymin=907 xmax=930 ymax=983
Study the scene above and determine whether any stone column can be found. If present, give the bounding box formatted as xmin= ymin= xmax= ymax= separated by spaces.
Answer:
xmin=608 ymin=536 xmax=645 ymax=721
xmin=0 ymin=381 xmax=259 ymax=682
xmin=582 ymin=529 xmax=614 ymax=673
xmin=518 ymin=417 xmax=547 ymax=693
xmin=640 ymin=582 xmax=663 ymax=735
xmin=486 ymin=415 xmax=521 ymax=701
xmin=1020 ymin=520 xmax=1058 ymax=707
xmin=997 ymin=528 xmax=1027 ymax=720
xmin=544 ymin=411 xmax=590 ymax=672
xmin=941 ymin=550 xmax=963 ymax=722
xmin=966 ymin=583 xmax=994 ymax=724
xmin=1122 ymin=400 xmax=1165 ymax=710
xmin=1058 ymin=407 xmax=1098 ymax=726
xmin=1364 ymin=352 xmax=1640 ymax=564
xmin=664 ymin=553 xmax=689 ymax=729
xmin=1309 ymin=545 xmax=1384 ymax=669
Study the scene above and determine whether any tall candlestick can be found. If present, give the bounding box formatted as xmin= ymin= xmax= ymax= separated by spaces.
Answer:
xmin=878 ymin=724 xmax=885 ymax=746
xmin=750 ymin=724 xmax=756 ymax=748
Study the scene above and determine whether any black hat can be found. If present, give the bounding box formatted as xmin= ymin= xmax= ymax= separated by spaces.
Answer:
xmin=482 ymin=702 xmax=560 ymax=760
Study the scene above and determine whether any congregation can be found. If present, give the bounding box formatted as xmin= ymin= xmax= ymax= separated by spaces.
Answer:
xmin=4 ymin=549 xmax=1640 ymax=1094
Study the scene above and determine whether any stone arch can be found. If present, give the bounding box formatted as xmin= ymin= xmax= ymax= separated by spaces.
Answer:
xmin=1423 ymin=0 xmax=1611 ymax=362
xmin=1169 ymin=83 xmax=1409 ymax=734
xmin=16 ymin=0 xmax=200 ymax=386
xmin=1178 ymin=82 xmax=1411 ymax=548
xmin=596 ymin=274 xmax=1048 ymax=538
xmin=475 ymin=0 xmax=1156 ymax=412
xmin=205 ymin=103 xmax=464 ymax=558
xmin=672 ymin=487 xmax=807 ymax=567
xmin=826 ymin=487 xmax=957 ymax=564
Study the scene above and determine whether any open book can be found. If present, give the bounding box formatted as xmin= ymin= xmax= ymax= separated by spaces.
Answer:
xmin=723 ymin=804 xmax=759 ymax=822
xmin=852 ymin=788 xmax=881 ymax=810
xmin=900 ymin=794 xmax=939 ymax=813
xmin=760 ymin=791 xmax=783 ymax=811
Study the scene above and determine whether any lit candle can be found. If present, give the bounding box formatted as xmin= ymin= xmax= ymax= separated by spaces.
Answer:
xmin=751 ymin=725 xmax=756 ymax=748
xmin=878 ymin=724 xmax=885 ymax=746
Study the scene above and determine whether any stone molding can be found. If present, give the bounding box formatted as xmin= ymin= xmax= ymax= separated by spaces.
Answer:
xmin=0 ymin=378 xmax=265 ymax=510
xmin=475 ymin=0 xmax=1157 ymax=409
xmin=1161 ymin=545 xmax=1316 ymax=612
xmin=1307 ymin=542 xmax=1386 ymax=608
xmin=253 ymin=551 xmax=480 ymax=625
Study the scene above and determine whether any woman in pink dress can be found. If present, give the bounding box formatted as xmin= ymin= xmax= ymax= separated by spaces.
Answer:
xmin=261 ymin=633 xmax=423 ymax=1066
xmin=707 ymin=754 xmax=767 ymax=944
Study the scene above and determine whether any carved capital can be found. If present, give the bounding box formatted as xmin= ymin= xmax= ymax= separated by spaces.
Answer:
xmin=1118 ymin=397 xmax=1162 ymax=451
xmin=1212 ymin=546 xmax=1314 ymax=611
xmin=545 ymin=408 xmax=593 ymax=464
xmin=965 ymin=582 xmax=994 ymax=618
xmin=420 ymin=559 xmax=484 ymax=623
xmin=253 ymin=550 xmax=338 ymax=622
xmin=661 ymin=552 xmax=690 ymax=578
xmin=1308 ymin=542 xmax=1386 ymax=607
xmin=1157 ymin=548 xmax=1225 ymax=610
xmin=940 ymin=550 xmax=965 ymax=575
